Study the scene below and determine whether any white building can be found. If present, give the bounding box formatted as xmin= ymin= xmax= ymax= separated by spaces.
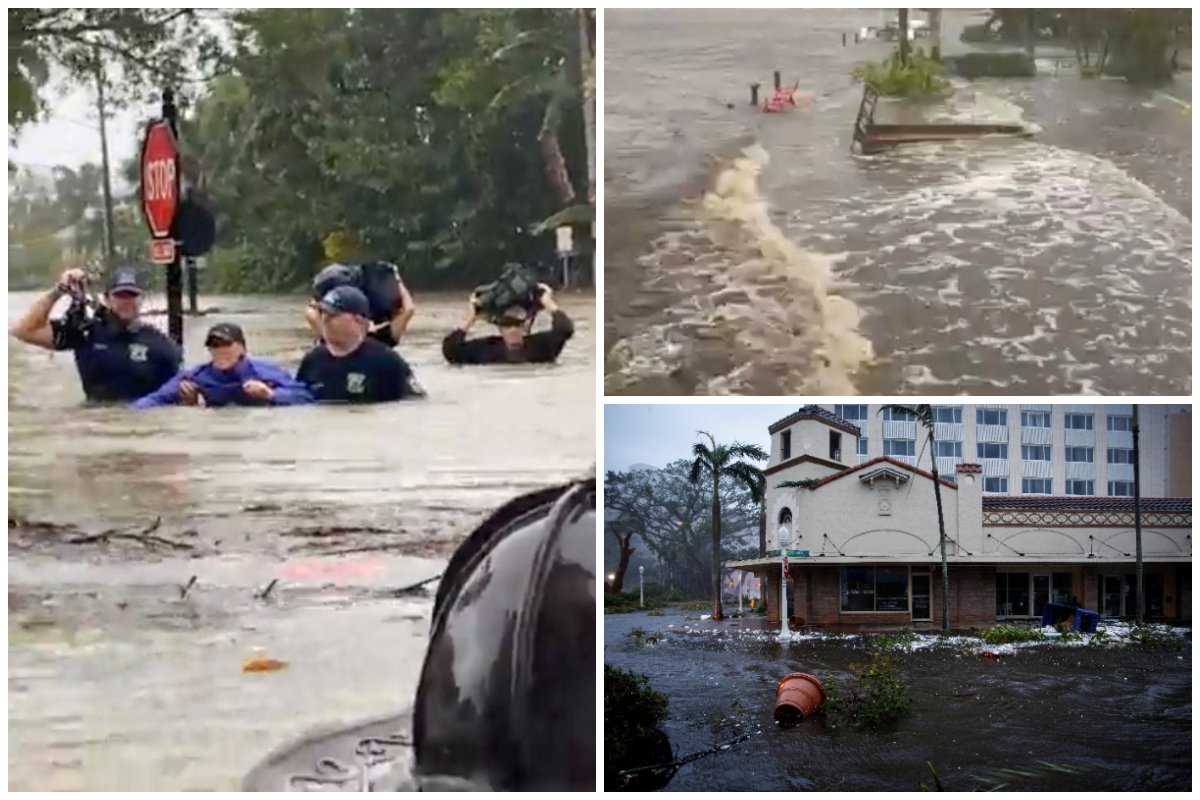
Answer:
xmin=819 ymin=403 xmax=1190 ymax=499
xmin=729 ymin=405 xmax=1191 ymax=629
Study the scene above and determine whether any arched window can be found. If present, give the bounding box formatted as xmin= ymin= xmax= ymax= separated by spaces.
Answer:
xmin=778 ymin=507 xmax=793 ymax=526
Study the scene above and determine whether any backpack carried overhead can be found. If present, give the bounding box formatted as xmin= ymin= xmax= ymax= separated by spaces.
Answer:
xmin=312 ymin=261 xmax=404 ymax=324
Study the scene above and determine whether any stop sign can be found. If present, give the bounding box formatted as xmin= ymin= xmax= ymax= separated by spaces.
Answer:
xmin=140 ymin=119 xmax=179 ymax=239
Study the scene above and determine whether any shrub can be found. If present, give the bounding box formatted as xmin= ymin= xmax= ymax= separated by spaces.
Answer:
xmin=960 ymin=24 xmax=999 ymax=44
xmin=604 ymin=664 xmax=673 ymax=790
xmin=978 ymin=624 xmax=1045 ymax=645
xmin=823 ymin=651 xmax=911 ymax=728
xmin=1125 ymin=625 xmax=1188 ymax=652
xmin=872 ymin=627 xmax=917 ymax=651
xmin=852 ymin=48 xmax=950 ymax=97
xmin=677 ymin=600 xmax=709 ymax=611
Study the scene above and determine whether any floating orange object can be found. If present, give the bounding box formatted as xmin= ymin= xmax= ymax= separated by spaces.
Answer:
xmin=775 ymin=672 xmax=827 ymax=718
xmin=243 ymin=657 xmax=287 ymax=673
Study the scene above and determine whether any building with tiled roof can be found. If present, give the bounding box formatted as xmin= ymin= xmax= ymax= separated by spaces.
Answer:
xmin=727 ymin=404 xmax=1192 ymax=629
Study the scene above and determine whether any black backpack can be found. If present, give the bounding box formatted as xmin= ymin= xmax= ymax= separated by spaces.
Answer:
xmin=313 ymin=261 xmax=404 ymax=324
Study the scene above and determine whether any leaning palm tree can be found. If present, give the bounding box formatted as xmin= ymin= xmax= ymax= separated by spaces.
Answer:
xmin=689 ymin=432 xmax=767 ymax=621
xmin=880 ymin=404 xmax=950 ymax=635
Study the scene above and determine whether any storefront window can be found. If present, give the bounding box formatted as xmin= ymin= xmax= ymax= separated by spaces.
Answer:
xmin=840 ymin=566 xmax=909 ymax=612
xmin=996 ymin=572 xmax=1030 ymax=616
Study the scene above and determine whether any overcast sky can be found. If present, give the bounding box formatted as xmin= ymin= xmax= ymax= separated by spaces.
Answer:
xmin=605 ymin=404 xmax=802 ymax=472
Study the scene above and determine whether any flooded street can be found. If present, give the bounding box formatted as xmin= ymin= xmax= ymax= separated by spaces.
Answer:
xmin=606 ymin=611 xmax=1192 ymax=792
xmin=604 ymin=9 xmax=1191 ymax=395
xmin=8 ymin=291 xmax=595 ymax=790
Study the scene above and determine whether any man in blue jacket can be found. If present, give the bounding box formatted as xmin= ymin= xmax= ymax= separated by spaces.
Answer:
xmin=133 ymin=322 xmax=314 ymax=409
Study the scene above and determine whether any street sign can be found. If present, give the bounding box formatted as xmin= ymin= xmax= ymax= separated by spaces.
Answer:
xmin=150 ymin=238 xmax=176 ymax=264
xmin=140 ymin=119 xmax=180 ymax=239
xmin=556 ymin=225 xmax=573 ymax=254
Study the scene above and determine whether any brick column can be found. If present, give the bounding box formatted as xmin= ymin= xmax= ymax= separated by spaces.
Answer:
xmin=1081 ymin=565 xmax=1098 ymax=612
xmin=791 ymin=566 xmax=809 ymax=621
xmin=766 ymin=568 xmax=781 ymax=624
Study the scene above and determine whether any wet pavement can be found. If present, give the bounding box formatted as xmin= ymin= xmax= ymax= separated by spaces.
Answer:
xmin=8 ymin=291 xmax=596 ymax=790
xmin=604 ymin=9 xmax=1191 ymax=395
xmin=605 ymin=609 xmax=1192 ymax=792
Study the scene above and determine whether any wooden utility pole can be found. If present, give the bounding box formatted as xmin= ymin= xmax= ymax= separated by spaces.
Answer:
xmin=94 ymin=46 xmax=116 ymax=265
xmin=1133 ymin=404 xmax=1143 ymax=624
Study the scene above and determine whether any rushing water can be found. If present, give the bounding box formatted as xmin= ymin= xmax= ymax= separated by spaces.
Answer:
xmin=604 ymin=9 xmax=1192 ymax=395
xmin=606 ymin=611 xmax=1192 ymax=792
xmin=7 ymin=291 xmax=596 ymax=790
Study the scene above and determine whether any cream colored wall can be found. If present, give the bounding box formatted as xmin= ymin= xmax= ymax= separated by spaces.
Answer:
xmin=983 ymin=523 xmax=1191 ymax=560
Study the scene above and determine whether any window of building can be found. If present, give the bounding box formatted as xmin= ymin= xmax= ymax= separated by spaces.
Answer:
xmin=834 ymin=404 xmax=868 ymax=421
xmin=778 ymin=507 xmax=792 ymax=525
xmin=1065 ymin=447 xmax=1093 ymax=463
xmin=1021 ymin=411 xmax=1050 ymax=428
xmin=997 ymin=572 xmax=1030 ymax=616
xmin=1065 ymin=480 xmax=1095 ymax=496
xmin=977 ymin=442 xmax=1008 ymax=460
xmin=1033 ymin=573 xmax=1075 ymax=617
xmin=1108 ymin=481 xmax=1135 ymax=497
xmin=977 ymin=408 xmax=1007 ymax=426
xmin=1107 ymin=448 xmax=1133 ymax=465
xmin=883 ymin=439 xmax=915 ymax=457
xmin=830 ymin=431 xmax=842 ymax=461
xmin=882 ymin=407 xmax=915 ymax=422
xmin=1021 ymin=445 xmax=1051 ymax=461
xmin=857 ymin=438 xmax=869 ymax=456
xmin=1107 ymin=415 xmax=1132 ymax=432
xmin=1064 ymin=413 xmax=1093 ymax=430
xmin=984 ymin=477 xmax=1008 ymax=493
xmin=840 ymin=566 xmax=909 ymax=612
xmin=933 ymin=407 xmax=962 ymax=424
xmin=781 ymin=430 xmax=791 ymax=460
xmin=1022 ymin=478 xmax=1051 ymax=494
xmin=935 ymin=441 xmax=963 ymax=458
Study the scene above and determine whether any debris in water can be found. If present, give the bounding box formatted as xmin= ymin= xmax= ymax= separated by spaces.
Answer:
xmin=243 ymin=648 xmax=287 ymax=673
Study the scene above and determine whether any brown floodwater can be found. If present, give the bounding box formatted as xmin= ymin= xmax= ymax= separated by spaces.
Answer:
xmin=605 ymin=609 xmax=1191 ymax=791
xmin=8 ymin=291 xmax=596 ymax=790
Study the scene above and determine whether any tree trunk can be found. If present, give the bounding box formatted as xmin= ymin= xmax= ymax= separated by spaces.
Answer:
xmin=758 ymin=508 xmax=766 ymax=557
xmin=607 ymin=528 xmax=636 ymax=593
xmin=578 ymin=8 xmax=596 ymax=204
xmin=711 ymin=476 xmax=724 ymax=620
xmin=899 ymin=9 xmax=910 ymax=66
xmin=930 ymin=433 xmax=950 ymax=635
xmin=929 ymin=8 xmax=943 ymax=61
xmin=539 ymin=105 xmax=576 ymax=206
xmin=1134 ymin=405 xmax=1143 ymax=624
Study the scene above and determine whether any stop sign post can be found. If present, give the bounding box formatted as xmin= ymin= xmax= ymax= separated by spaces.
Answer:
xmin=139 ymin=90 xmax=184 ymax=346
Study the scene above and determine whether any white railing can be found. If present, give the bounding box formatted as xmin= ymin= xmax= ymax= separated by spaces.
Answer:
xmin=1020 ymin=404 xmax=1052 ymax=412
xmin=1107 ymin=430 xmax=1133 ymax=450
xmin=933 ymin=422 xmax=962 ymax=442
xmin=982 ymin=459 xmax=1009 ymax=477
xmin=882 ymin=420 xmax=917 ymax=440
xmin=977 ymin=424 xmax=1009 ymax=443
xmin=1021 ymin=426 xmax=1052 ymax=445
xmin=1065 ymin=428 xmax=1096 ymax=447
xmin=1022 ymin=460 xmax=1053 ymax=478
xmin=1107 ymin=463 xmax=1135 ymax=482
xmin=1065 ymin=462 xmax=1096 ymax=480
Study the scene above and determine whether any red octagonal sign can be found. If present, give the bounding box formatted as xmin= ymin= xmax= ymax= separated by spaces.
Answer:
xmin=140 ymin=119 xmax=179 ymax=239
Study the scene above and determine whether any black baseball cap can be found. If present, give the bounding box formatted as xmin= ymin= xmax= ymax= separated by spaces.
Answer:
xmin=205 ymin=322 xmax=246 ymax=348
xmin=317 ymin=285 xmax=371 ymax=318
xmin=107 ymin=268 xmax=143 ymax=295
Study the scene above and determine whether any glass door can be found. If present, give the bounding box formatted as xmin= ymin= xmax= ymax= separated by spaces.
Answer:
xmin=1100 ymin=575 xmax=1121 ymax=616
xmin=1032 ymin=574 xmax=1050 ymax=618
xmin=911 ymin=574 xmax=931 ymax=621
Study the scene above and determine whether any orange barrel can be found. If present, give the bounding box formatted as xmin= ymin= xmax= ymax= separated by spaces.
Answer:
xmin=775 ymin=672 xmax=827 ymax=718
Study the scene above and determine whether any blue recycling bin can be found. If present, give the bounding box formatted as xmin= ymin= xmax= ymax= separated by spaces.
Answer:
xmin=1042 ymin=603 xmax=1099 ymax=633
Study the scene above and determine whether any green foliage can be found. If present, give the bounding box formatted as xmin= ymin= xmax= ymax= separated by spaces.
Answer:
xmin=678 ymin=600 xmax=708 ymax=611
xmin=776 ymin=478 xmax=820 ymax=490
xmin=978 ymin=624 xmax=1045 ymax=645
xmin=178 ymin=8 xmax=594 ymax=293
xmin=945 ymin=52 xmax=1036 ymax=79
xmin=604 ymin=592 xmax=639 ymax=614
xmin=823 ymin=651 xmax=911 ymax=729
xmin=921 ymin=761 xmax=1006 ymax=792
xmin=1125 ymin=624 xmax=1189 ymax=651
xmin=604 ymin=663 xmax=670 ymax=788
xmin=8 ymin=9 xmax=221 ymax=131
xmin=852 ymin=49 xmax=950 ymax=97
xmin=872 ymin=627 xmax=917 ymax=652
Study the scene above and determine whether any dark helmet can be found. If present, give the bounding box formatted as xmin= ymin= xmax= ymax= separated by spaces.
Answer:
xmin=410 ymin=475 xmax=596 ymax=791
xmin=312 ymin=262 xmax=360 ymax=298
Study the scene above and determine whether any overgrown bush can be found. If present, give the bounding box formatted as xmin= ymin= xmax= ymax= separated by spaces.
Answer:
xmin=604 ymin=664 xmax=672 ymax=791
xmin=852 ymin=49 xmax=950 ymax=97
xmin=872 ymin=627 xmax=917 ymax=651
xmin=978 ymin=624 xmax=1046 ymax=645
xmin=1125 ymin=625 xmax=1189 ymax=652
xmin=678 ymin=600 xmax=709 ymax=611
xmin=823 ymin=651 xmax=911 ymax=728
xmin=605 ymin=592 xmax=639 ymax=614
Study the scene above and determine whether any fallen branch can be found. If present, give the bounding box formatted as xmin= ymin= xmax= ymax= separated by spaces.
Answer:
xmin=256 ymin=578 xmax=279 ymax=601
xmin=387 ymin=573 xmax=442 ymax=597
xmin=180 ymin=575 xmax=198 ymax=599
xmin=65 ymin=517 xmax=193 ymax=550
xmin=616 ymin=730 xmax=760 ymax=780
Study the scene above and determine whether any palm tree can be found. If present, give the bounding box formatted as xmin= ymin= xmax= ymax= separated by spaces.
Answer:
xmin=689 ymin=432 xmax=767 ymax=621
xmin=880 ymin=404 xmax=951 ymax=634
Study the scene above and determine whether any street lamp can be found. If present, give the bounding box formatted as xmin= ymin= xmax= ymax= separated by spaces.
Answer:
xmin=639 ymin=566 xmax=644 ymax=607
xmin=779 ymin=531 xmax=790 ymax=641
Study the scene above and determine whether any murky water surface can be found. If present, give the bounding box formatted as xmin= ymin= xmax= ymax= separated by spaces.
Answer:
xmin=8 ymin=292 xmax=595 ymax=790
xmin=604 ymin=9 xmax=1191 ymax=395
xmin=606 ymin=611 xmax=1191 ymax=791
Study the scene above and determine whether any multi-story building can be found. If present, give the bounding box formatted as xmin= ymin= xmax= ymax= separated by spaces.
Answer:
xmin=729 ymin=405 xmax=1191 ymax=629
xmin=824 ymin=404 xmax=1190 ymax=499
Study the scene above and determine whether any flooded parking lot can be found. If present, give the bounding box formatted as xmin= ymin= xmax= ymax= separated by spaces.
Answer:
xmin=8 ymin=291 xmax=595 ymax=790
xmin=604 ymin=9 xmax=1191 ymax=395
xmin=605 ymin=609 xmax=1191 ymax=792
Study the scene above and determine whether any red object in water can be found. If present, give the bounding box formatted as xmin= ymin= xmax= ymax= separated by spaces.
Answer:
xmin=761 ymin=85 xmax=798 ymax=113
xmin=775 ymin=672 xmax=827 ymax=718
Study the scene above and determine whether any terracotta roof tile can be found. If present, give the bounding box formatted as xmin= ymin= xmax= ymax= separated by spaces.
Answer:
xmin=956 ymin=463 xmax=983 ymax=473
xmin=982 ymin=496 xmax=1191 ymax=512
xmin=768 ymin=405 xmax=862 ymax=437
xmin=810 ymin=456 xmax=957 ymax=491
